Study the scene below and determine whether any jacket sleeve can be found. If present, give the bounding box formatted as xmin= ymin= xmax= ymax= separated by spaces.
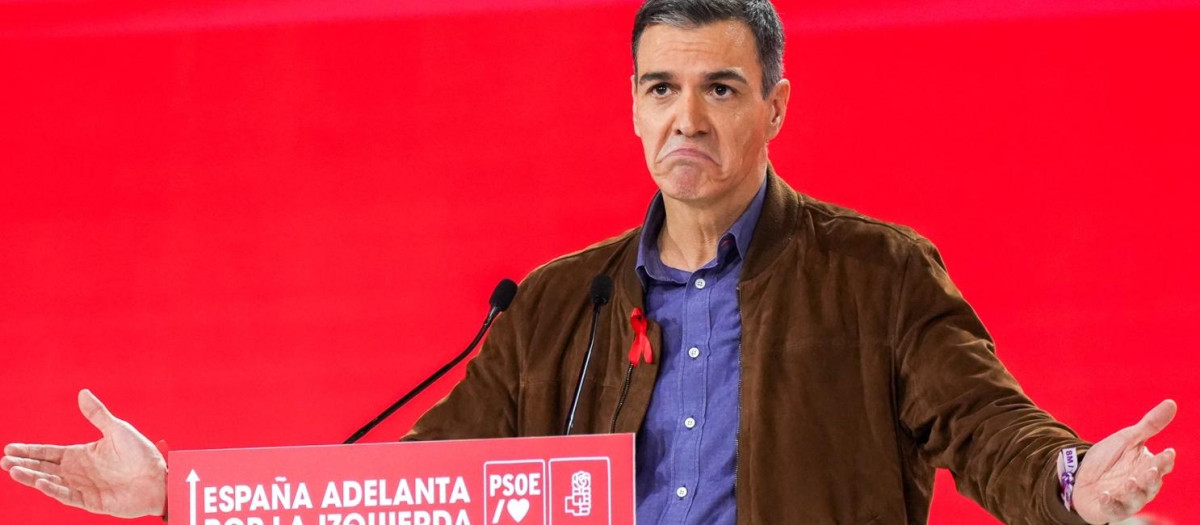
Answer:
xmin=400 ymin=286 xmax=526 ymax=442
xmin=893 ymin=239 xmax=1091 ymax=524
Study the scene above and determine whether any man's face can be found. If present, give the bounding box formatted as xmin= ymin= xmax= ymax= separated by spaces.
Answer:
xmin=633 ymin=20 xmax=789 ymax=207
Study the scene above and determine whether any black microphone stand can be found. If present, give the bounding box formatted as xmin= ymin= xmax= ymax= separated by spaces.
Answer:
xmin=564 ymin=274 xmax=613 ymax=435
xmin=344 ymin=279 xmax=517 ymax=444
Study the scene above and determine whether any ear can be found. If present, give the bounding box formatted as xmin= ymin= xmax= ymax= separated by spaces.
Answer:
xmin=631 ymin=74 xmax=642 ymax=138
xmin=765 ymin=78 xmax=791 ymax=141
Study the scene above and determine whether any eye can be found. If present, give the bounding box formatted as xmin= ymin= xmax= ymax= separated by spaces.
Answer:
xmin=651 ymin=83 xmax=671 ymax=97
xmin=712 ymin=84 xmax=735 ymax=98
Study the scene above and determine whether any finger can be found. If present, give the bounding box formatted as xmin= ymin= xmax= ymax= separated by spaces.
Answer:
xmin=1131 ymin=399 xmax=1177 ymax=442
xmin=1115 ymin=476 xmax=1149 ymax=513
xmin=1134 ymin=465 xmax=1160 ymax=487
xmin=1154 ymin=447 xmax=1176 ymax=476
xmin=1123 ymin=474 xmax=1152 ymax=508
xmin=9 ymin=465 xmax=65 ymax=488
xmin=78 ymin=389 xmax=119 ymax=435
xmin=1138 ymin=466 xmax=1163 ymax=491
xmin=3 ymin=443 xmax=65 ymax=463
xmin=1 ymin=456 xmax=61 ymax=476
xmin=1099 ymin=490 xmax=1129 ymax=520
xmin=33 ymin=477 xmax=85 ymax=509
xmin=1146 ymin=474 xmax=1163 ymax=500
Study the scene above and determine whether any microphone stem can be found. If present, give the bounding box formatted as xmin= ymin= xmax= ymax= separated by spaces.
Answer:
xmin=344 ymin=307 xmax=498 ymax=444
xmin=564 ymin=305 xmax=603 ymax=435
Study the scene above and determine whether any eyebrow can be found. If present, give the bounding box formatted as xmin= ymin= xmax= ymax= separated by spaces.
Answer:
xmin=637 ymin=71 xmax=674 ymax=85
xmin=705 ymin=69 xmax=749 ymax=85
xmin=637 ymin=69 xmax=750 ymax=85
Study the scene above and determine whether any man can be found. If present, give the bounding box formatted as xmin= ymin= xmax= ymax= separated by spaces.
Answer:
xmin=2 ymin=1 xmax=1177 ymax=523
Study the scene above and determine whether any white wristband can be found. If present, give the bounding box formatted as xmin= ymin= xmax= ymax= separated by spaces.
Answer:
xmin=1057 ymin=447 xmax=1080 ymax=511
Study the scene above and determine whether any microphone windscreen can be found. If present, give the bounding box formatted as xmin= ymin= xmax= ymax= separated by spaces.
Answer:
xmin=490 ymin=278 xmax=519 ymax=312
xmin=590 ymin=274 xmax=614 ymax=306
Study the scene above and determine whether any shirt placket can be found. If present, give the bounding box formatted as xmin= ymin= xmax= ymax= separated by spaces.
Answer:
xmin=663 ymin=265 xmax=713 ymax=523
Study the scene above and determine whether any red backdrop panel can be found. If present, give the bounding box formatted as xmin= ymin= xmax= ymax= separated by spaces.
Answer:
xmin=1 ymin=1 xmax=1197 ymax=523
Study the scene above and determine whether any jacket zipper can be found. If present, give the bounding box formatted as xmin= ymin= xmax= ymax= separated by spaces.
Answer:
xmin=734 ymin=342 xmax=742 ymax=518
xmin=734 ymin=283 xmax=744 ymax=523
xmin=610 ymin=363 xmax=636 ymax=433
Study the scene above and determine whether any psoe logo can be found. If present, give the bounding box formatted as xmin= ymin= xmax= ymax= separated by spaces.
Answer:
xmin=549 ymin=458 xmax=611 ymax=524
xmin=484 ymin=460 xmax=546 ymax=525
xmin=564 ymin=471 xmax=592 ymax=517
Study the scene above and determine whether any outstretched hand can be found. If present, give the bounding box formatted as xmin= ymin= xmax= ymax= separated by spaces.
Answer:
xmin=1 ymin=389 xmax=167 ymax=518
xmin=1073 ymin=399 xmax=1177 ymax=524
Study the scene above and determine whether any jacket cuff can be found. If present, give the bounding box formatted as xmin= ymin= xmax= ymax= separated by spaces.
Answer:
xmin=1043 ymin=445 xmax=1091 ymax=524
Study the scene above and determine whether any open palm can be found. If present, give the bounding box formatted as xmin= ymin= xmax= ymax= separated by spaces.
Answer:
xmin=1073 ymin=399 xmax=1177 ymax=524
xmin=2 ymin=389 xmax=167 ymax=518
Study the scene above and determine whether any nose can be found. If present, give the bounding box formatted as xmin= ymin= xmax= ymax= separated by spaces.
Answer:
xmin=673 ymin=91 xmax=710 ymax=137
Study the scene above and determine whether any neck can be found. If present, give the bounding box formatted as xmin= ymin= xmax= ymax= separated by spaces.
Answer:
xmin=657 ymin=168 xmax=766 ymax=272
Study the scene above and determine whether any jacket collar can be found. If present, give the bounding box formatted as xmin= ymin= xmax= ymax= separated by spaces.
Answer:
xmin=634 ymin=175 xmax=768 ymax=287
xmin=743 ymin=165 xmax=803 ymax=282
xmin=612 ymin=165 xmax=803 ymax=312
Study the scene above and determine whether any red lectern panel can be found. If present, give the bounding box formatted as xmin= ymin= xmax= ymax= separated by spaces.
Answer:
xmin=167 ymin=434 xmax=634 ymax=525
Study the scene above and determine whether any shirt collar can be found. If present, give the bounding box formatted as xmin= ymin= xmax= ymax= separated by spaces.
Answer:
xmin=635 ymin=176 xmax=769 ymax=286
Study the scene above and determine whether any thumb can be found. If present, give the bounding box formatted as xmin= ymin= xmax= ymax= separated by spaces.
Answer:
xmin=1132 ymin=399 xmax=1178 ymax=443
xmin=78 ymin=389 xmax=119 ymax=435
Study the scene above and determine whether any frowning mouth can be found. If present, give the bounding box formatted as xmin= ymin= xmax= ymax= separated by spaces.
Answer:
xmin=661 ymin=147 xmax=717 ymax=164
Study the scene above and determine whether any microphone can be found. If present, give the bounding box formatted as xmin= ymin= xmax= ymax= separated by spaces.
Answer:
xmin=486 ymin=279 xmax=519 ymax=324
xmin=344 ymin=278 xmax=519 ymax=444
xmin=563 ymin=274 xmax=614 ymax=435
xmin=590 ymin=274 xmax=613 ymax=307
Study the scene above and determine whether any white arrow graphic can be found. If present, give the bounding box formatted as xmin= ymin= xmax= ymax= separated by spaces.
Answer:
xmin=186 ymin=469 xmax=200 ymax=525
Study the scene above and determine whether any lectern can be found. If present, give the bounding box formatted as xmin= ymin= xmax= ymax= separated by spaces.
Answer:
xmin=167 ymin=434 xmax=634 ymax=525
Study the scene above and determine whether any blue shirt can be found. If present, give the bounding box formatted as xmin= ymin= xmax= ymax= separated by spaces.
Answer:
xmin=634 ymin=178 xmax=768 ymax=525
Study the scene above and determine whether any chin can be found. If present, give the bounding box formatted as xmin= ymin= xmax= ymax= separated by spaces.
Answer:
xmin=654 ymin=168 xmax=719 ymax=203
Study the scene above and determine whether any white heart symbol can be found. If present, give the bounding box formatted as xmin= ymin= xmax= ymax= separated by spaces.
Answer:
xmin=507 ymin=498 xmax=530 ymax=523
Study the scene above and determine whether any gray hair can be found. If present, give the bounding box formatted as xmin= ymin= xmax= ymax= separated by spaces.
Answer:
xmin=632 ymin=0 xmax=785 ymax=98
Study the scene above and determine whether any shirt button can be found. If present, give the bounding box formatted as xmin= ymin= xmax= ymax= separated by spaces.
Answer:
xmin=684 ymin=417 xmax=696 ymax=429
xmin=688 ymin=347 xmax=701 ymax=359
xmin=694 ymin=278 xmax=706 ymax=289
xmin=676 ymin=486 xmax=688 ymax=498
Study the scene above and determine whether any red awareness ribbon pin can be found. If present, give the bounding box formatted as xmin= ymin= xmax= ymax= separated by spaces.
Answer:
xmin=629 ymin=307 xmax=652 ymax=366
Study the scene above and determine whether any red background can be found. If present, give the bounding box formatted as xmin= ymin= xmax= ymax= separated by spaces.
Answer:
xmin=1 ymin=1 xmax=1197 ymax=523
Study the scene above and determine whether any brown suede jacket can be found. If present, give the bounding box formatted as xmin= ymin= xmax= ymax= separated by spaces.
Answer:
xmin=404 ymin=172 xmax=1091 ymax=524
